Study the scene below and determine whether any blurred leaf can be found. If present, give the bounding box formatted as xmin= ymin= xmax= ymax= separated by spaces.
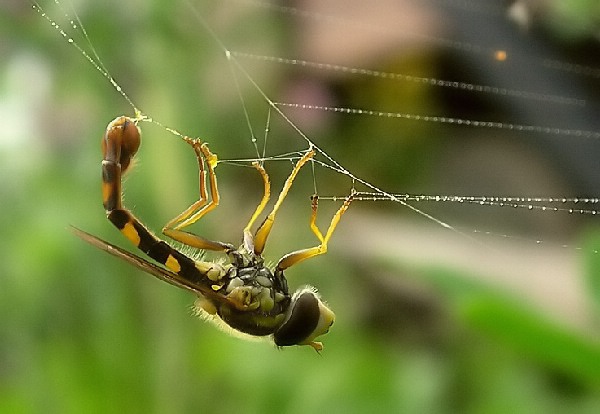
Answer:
xmin=419 ymin=266 xmax=600 ymax=387
xmin=461 ymin=297 xmax=600 ymax=387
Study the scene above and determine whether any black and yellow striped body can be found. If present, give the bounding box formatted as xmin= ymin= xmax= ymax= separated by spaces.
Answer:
xmin=102 ymin=118 xmax=198 ymax=278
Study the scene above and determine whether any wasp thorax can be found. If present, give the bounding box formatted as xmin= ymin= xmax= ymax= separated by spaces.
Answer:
xmin=273 ymin=288 xmax=335 ymax=350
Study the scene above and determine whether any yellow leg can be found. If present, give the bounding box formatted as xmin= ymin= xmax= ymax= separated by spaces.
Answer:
xmin=276 ymin=192 xmax=354 ymax=271
xmin=242 ymin=162 xmax=271 ymax=252
xmin=162 ymin=137 xmax=232 ymax=252
xmin=253 ymin=149 xmax=316 ymax=255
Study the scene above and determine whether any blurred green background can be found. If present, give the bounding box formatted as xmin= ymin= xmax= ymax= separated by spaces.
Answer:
xmin=2 ymin=0 xmax=600 ymax=413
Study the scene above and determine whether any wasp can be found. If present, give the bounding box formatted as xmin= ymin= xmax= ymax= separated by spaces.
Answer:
xmin=74 ymin=116 xmax=353 ymax=351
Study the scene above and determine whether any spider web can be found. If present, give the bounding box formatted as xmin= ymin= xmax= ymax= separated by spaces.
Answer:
xmin=33 ymin=0 xmax=600 ymax=279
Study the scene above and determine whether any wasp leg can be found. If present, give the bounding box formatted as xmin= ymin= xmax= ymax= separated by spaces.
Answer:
xmin=253 ymin=149 xmax=316 ymax=255
xmin=242 ymin=162 xmax=271 ymax=253
xmin=275 ymin=192 xmax=354 ymax=271
xmin=161 ymin=137 xmax=233 ymax=253
xmin=102 ymin=117 xmax=210 ymax=277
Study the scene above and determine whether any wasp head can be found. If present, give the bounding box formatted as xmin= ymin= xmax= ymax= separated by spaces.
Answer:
xmin=273 ymin=287 xmax=335 ymax=352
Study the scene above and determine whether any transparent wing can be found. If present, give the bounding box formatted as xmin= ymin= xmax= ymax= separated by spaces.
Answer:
xmin=71 ymin=226 xmax=224 ymax=301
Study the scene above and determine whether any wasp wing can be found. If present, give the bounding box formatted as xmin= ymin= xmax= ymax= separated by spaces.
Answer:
xmin=71 ymin=226 xmax=220 ymax=299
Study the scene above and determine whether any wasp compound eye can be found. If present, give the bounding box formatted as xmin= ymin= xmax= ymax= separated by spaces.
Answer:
xmin=273 ymin=290 xmax=320 ymax=347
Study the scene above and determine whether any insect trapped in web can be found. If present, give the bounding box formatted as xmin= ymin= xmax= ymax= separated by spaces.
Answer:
xmin=74 ymin=115 xmax=354 ymax=352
